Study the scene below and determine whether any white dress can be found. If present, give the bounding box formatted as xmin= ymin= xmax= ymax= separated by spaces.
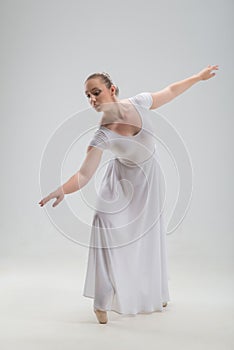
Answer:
xmin=83 ymin=92 xmax=170 ymax=315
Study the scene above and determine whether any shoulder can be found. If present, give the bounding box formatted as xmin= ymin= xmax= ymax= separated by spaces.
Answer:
xmin=127 ymin=92 xmax=153 ymax=110
xmin=88 ymin=127 xmax=110 ymax=151
xmin=92 ymin=127 xmax=110 ymax=140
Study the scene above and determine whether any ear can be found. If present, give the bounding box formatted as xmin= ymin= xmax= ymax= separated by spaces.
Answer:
xmin=111 ymin=85 xmax=116 ymax=95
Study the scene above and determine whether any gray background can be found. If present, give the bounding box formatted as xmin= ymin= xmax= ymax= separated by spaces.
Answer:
xmin=0 ymin=0 xmax=233 ymax=349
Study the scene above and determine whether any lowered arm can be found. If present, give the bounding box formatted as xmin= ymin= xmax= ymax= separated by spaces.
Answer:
xmin=62 ymin=145 xmax=103 ymax=194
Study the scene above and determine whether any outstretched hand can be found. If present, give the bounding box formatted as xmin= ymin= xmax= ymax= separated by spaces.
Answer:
xmin=197 ymin=64 xmax=219 ymax=81
xmin=38 ymin=186 xmax=65 ymax=208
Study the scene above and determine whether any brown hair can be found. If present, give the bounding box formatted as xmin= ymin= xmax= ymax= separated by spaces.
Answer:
xmin=85 ymin=72 xmax=120 ymax=96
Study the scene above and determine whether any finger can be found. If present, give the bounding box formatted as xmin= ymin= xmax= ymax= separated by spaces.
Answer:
xmin=53 ymin=195 xmax=64 ymax=207
xmin=39 ymin=198 xmax=45 ymax=205
xmin=39 ymin=195 xmax=51 ymax=206
xmin=39 ymin=199 xmax=47 ymax=206
xmin=52 ymin=198 xmax=61 ymax=207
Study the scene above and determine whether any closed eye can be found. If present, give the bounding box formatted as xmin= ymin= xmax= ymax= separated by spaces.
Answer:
xmin=86 ymin=91 xmax=101 ymax=98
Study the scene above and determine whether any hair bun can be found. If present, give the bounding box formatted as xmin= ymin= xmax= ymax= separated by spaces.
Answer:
xmin=101 ymin=72 xmax=112 ymax=81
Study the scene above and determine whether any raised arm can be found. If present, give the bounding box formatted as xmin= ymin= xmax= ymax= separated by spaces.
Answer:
xmin=39 ymin=145 xmax=103 ymax=207
xmin=149 ymin=64 xmax=219 ymax=110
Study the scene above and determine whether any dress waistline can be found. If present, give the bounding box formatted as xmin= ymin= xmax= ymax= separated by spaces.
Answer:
xmin=115 ymin=145 xmax=156 ymax=167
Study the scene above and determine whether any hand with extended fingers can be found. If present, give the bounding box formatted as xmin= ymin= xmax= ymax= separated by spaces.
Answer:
xmin=197 ymin=64 xmax=219 ymax=81
xmin=39 ymin=186 xmax=65 ymax=208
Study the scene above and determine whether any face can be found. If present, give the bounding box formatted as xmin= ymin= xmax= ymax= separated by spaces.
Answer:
xmin=84 ymin=78 xmax=117 ymax=112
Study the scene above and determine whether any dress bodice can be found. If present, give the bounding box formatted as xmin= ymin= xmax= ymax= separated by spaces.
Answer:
xmin=89 ymin=92 xmax=156 ymax=166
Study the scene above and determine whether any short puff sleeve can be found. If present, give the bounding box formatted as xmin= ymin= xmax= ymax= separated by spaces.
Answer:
xmin=129 ymin=92 xmax=153 ymax=110
xmin=88 ymin=128 xmax=109 ymax=151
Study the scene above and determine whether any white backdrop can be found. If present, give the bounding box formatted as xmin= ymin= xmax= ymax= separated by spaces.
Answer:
xmin=0 ymin=0 xmax=233 ymax=349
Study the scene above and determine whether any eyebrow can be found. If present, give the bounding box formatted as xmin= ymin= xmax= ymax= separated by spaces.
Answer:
xmin=85 ymin=87 xmax=99 ymax=94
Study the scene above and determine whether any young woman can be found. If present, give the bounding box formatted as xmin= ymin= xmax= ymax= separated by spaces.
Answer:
xmin=39 ymin=65 xmax=218 ymax=324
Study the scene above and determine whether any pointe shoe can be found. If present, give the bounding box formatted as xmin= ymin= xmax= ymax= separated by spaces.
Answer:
xmin=162 ymin=302 xmax=168 ymax=307
xmin=94 ymin=309 xmax=108 ymax=324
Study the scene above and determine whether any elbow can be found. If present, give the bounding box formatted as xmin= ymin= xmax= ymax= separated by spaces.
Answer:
xmin=169 ymin=84 xmax=184 ymax=100
xmin=168 ymin=85 xmax=177 ymax=99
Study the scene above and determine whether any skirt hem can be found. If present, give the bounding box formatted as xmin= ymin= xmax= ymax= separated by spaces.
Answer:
xmin=83 ymin=293 xmax=170 ymax=316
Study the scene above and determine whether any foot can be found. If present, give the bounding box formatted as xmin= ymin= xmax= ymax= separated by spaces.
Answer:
xmin=162 ymin=302 xmax=168 ymax=307
xmin=94 ymin=309 xmax=108 ymax=324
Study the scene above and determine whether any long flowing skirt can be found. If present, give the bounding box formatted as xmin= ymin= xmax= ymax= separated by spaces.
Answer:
xmin=83 ymin=150 xmax=170 ymax=315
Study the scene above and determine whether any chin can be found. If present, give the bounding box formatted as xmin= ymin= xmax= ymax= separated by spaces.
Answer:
xmin=94 ymin=106 xmax=102 ymax=112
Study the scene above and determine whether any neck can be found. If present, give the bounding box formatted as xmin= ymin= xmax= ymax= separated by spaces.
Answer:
xmin=101 ymin=98 xmax=125 ymax=125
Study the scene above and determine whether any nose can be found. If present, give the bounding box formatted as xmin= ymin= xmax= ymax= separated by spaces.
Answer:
xmin=90 ymin=94 xmax=96 ymax=104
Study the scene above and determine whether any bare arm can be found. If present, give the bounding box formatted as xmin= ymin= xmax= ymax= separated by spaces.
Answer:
xmin=62 ymin=145 xmax=103 ymax=194
xmin=149 ymin=64 xmax=219 ymax=110
xmin=39 ymin=145 xmax=103 ymax=207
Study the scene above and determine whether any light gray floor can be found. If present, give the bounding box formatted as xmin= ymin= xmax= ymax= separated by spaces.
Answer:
xmin=0 ymin=239 xmax=233 ymax=350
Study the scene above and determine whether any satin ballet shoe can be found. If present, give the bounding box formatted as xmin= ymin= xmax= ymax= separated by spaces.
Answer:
xmin=162 ymin=302 xmax=168 ymax=307
xmin=94 ymin=309 xmax=108 ymax=324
